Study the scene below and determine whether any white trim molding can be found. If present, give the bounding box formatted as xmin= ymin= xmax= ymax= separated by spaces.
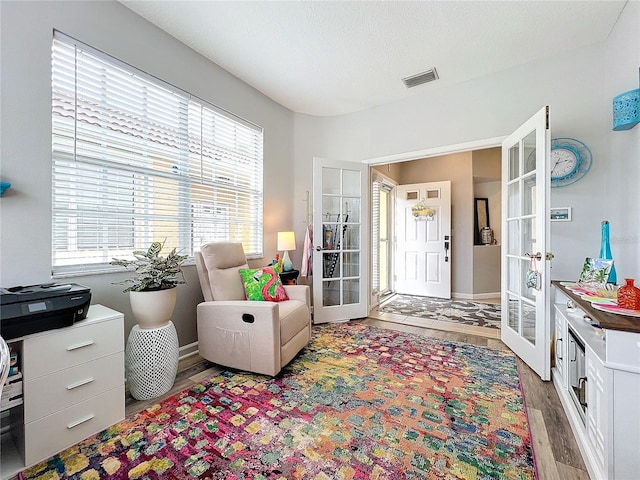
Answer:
xmin=363 ymin=136 xmax=507 ymax=166
xmin=179 ymin=341 xmax=199 ymax=361
xmin=452 ymin=292 xmax=501 ymax=301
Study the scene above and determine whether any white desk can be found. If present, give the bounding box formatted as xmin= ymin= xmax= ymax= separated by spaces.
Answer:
xmin=0 ymin=305 xmax=125 ymax=480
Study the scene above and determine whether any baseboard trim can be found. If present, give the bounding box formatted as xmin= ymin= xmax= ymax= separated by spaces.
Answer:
xmin=179 ymin=341 xmax=199 ymax=361
xmin=472 ymin=292 xmax=501 ymax=300
xmin=452 ymin=292 xmax=501 ymax=301
xmin=452 ymin=292 xmax=472 ymax=300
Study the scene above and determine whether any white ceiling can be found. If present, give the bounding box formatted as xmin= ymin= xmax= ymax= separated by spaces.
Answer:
xmin=120 ymin=1 xmax=627 ymax=117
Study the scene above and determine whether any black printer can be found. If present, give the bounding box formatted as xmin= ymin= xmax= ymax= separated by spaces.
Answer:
xmin=0 ymin=283 xmax=91 ymax=340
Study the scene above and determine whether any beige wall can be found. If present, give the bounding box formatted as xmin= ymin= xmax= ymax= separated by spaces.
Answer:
xmin=372 ymin=163 xmax=402 ymax=183
xmin=472 ymin=148 xmax=501 ymax=296
xmin=472 ymin=147 xmax=501 ymax=179
xmin=473 ymin=147 xmax=502 ymax=245
xmin=472 ymin=245 xmax=501 ymax=295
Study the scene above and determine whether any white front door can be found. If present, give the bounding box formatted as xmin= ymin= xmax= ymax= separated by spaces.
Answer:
xmin=312 ymin=158 xmax=369 ymax=323
xmin=501 ymin=106 xmax=551 ymax=381
xmin=395 ymin=181 xmax=451 ymax=299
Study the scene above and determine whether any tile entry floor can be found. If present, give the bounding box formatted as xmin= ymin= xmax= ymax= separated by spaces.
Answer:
xmin=368 ymin=295 xmax=502 ymax=339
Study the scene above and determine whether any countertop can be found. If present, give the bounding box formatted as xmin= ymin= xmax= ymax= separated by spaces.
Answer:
xmin=552 ymin=280 xmax=640 ymax=334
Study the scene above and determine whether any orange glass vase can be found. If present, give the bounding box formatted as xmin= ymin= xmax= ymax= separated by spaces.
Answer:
xmin=617 ymin=278 xmax=640 ymax=310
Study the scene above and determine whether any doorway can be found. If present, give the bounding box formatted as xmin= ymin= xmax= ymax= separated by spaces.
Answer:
xmin=369 ymin=144 xmax=503 ymax=305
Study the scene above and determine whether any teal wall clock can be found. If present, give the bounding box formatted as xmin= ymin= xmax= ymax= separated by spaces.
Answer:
xmin=550 ymin=138 xmax=592 ymax=188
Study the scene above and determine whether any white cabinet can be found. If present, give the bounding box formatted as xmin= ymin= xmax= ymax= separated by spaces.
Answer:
xmin=552 ymin=302 xmax=608 ymax=480
xmin=0 ymin=305 xmax=124 ymax=479
xmin=552 ymin=284 xmax=640 ymax=480
xmin=606 ymin=329 xmax=640 ymax=480
xmin=553 ymin=304 xmax=567 ymax=387
xmin=585 ymin=345 xmax=607 ymax=476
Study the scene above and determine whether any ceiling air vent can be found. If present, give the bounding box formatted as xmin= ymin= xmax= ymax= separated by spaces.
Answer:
xmin=402 ymin=68 xmax=439 ymax=88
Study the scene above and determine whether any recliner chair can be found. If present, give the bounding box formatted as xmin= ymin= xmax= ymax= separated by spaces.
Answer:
xmin=195 ymin=242 xmax=311 ymax=376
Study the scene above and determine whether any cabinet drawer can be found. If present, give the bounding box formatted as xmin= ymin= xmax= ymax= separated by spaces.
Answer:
xmin=24 ymin=385 xmax=124 ymax=467
xmin=606 ymin=329 xmax=640 ymax=370
xmin=24 ymin=352 xmax=124 ymax=423
xmin=554 ymin=317 xmax=566 ymax=385
xmin=23 ymin=318 xmax=123 ymax=379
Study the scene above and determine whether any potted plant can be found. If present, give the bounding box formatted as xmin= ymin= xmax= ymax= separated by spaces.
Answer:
xmin=110 ymin=241 xmax=188 ymax=329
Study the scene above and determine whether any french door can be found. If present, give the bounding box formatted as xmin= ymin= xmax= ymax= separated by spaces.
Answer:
xmin=501 ymin=106 xmax=552 ymax=381
xmin=312 ymin=158 xmax=369 ymax=323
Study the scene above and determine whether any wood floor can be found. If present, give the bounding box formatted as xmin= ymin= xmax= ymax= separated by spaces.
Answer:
xmin=126 ymin=317 xmax=589 ymax=480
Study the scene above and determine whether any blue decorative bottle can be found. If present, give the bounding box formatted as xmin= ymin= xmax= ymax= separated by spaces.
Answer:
xmin=599 ymin=220 xmax=617 ymax=284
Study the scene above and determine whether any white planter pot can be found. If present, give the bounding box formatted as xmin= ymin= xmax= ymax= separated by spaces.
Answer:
xmin=129 ymin=287 xmax=177 ymax=329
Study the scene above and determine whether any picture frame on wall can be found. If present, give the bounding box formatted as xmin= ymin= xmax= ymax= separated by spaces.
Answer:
xmin=550 ymin=207 xmax=572 ymax=222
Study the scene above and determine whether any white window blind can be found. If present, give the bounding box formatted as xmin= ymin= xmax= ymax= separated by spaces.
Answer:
xmin=371 ymin=180 xmax=381 ymax=293
xmin=51 ymin=32 xmax=263 ymax=276
xmin=371 ymin=172 xmax=394 ymax=294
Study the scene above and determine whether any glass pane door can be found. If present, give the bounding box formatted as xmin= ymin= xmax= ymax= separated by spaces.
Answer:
xmin=501 ymin=106 xmax=551 ymax=381
xmin=321 ymin=168 xmax=360 ymax=306
xmin=505 ymin=130 xmax=538 ymax=345
xmin=313 ymin=159 xmax=368 ymax=323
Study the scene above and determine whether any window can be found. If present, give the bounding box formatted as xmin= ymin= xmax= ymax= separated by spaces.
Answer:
xmin=51 ymin=32 xmax=263 ymax=276
xmin=371 ymin=172 xmax=394 ymax=295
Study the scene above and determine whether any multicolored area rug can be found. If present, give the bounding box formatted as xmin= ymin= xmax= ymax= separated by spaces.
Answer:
xmin=379 ymin=295 xmax=502 ymax=329
xmin=22 ymin=323 xmax=534 ymax=480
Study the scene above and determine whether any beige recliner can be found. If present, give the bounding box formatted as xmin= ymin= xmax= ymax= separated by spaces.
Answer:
xmin=195 ymin=242 xmax=311 ymax=376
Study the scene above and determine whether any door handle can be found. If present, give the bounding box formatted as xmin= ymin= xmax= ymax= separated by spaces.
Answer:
xmin=525 ymin=252 xmax=542 ymax=261
xmin=315 ymin=246 xmax=322 ymax=252
xmin=578 ymin=377 xmax=588 ymax=407
xmin=443 ymin=235 xmax=450 ymax=262
xmin=556 ymin=338 xmax=563 ymax=360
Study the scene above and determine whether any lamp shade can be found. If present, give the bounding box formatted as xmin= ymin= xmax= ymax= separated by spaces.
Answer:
xmin=277 ymin=231 xmax=296 ymax=251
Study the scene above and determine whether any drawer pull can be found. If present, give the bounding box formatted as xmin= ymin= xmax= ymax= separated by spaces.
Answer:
xmin=66 ymin=377 xmax=95 ymax=390
xmin=66 ymin=340 xmax=95 ymax=351
xmin=67 ymin=414 xmax=95 ymax=429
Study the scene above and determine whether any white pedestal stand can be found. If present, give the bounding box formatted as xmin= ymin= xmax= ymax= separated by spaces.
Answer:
xmin=126 ymin=321 xmax=179 ymax=400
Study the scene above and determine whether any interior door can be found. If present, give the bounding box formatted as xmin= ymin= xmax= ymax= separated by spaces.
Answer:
xmin=501 ymin=106 xmax=551 ymax=381
xmin=312 ymin=158 xmax=369 ymax=324
xmin=395 ymin=181 xmax=451 ymax=299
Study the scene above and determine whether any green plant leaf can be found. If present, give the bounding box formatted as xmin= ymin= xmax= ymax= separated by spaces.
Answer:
xmin=109 ymin=241 xmax=187 ymax=292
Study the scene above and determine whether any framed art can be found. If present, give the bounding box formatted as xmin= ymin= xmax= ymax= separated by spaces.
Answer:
xmin=550 ymin=207 xmax=572 ymax=222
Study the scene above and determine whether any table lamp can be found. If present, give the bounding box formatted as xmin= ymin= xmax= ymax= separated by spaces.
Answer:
xmin=277 ymin=231 xmax=296 ymax=271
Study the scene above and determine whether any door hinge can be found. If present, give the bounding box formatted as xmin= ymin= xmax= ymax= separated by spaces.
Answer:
xmin=545 ymin=105 xmax=550 ymax=129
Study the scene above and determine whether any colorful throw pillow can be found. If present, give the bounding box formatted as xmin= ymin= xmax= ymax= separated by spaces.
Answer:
xmin=239 ymin=267 xmax=289 ymax=302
